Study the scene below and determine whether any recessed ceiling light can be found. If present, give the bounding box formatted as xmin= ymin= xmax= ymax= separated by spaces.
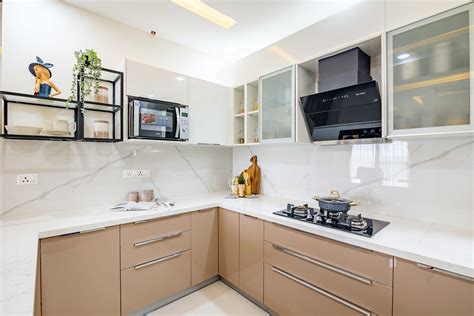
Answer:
xmin=176 ymin=76 xmax=185 ymax=81
xmin=397 ymin=53 xmax=410 ymax=60
xmin=147 ymin=94 xmax=155 ymax=98
xmin=172 ymin=0 xmax=236 ymax=29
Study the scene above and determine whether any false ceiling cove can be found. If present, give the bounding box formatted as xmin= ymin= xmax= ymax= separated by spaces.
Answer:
xmin=65 ymin=0 xmax=360 ymax=62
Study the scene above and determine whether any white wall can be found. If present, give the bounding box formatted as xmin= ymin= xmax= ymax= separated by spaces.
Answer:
xmin=2 ymin=0 xmax=230 ymax=97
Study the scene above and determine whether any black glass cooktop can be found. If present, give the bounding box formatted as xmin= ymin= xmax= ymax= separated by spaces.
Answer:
xmin=273 ymin=204 xmax=389 ymax=238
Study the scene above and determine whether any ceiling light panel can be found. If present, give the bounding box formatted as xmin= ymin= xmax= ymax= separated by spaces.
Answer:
xmin=172 ymin=0 xmax=236 ymax=29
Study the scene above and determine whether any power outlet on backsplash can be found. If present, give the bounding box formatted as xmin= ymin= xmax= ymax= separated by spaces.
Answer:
xmin=123 ymin=169 xmax=151 ymax=179
xmin=17 ymin=174 xmax=39 ymax=185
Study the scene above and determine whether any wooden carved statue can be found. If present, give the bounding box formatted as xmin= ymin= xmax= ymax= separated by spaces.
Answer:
xmin=29 ymin=56 xmax=61 ymax=98
xmin=246 ymin=155 xmax=261 ymax=195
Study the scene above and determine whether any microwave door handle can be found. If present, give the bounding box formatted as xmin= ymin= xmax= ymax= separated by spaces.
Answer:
xmin=175 ymin=107 xmax=180 ymax=139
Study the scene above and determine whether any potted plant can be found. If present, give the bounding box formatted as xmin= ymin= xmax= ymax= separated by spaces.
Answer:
xmin=67 ymin=49 xmax=102 ymax=105
xmin=238 ymin=174 xmax=245 ymax=197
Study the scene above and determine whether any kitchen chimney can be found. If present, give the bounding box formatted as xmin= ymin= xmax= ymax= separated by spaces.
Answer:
xmin=318 ymin=47 xmax=372 ymax=92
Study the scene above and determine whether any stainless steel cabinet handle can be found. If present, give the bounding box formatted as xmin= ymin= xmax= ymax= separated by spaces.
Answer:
xmin=272 ymin=266 xmax=372 ymax=316
xmin=134 ymin=252 xmax=182 ymax=270
xmin=80 ymin=227 xmax=106 ymax=234
xmin=134 ymin=231 xmax=183 ymax=247
xmin=416 ymin=263 xmax=474 ymax=282
xmin=272 ymin=244 xmax=372 ymax=285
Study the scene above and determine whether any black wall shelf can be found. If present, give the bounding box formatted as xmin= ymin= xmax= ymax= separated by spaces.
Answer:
xmin=1 ymin=67 xmax=123 ymax=142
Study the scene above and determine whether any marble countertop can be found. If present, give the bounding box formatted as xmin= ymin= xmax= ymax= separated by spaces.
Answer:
xmin=1 ymin=192 xmax=473 ymax=315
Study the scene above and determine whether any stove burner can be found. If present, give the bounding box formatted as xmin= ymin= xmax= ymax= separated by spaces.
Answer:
xmin=275 ymin=204 xmax=389 ymax=237
xmin=349 ymin=214 xmax=369 ymax=230
xmin=286 ymin=203 xmax=310 ymax=217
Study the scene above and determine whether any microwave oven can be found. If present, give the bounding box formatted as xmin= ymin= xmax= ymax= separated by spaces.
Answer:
xmin=128 ymin=96 xmax=189 ymax=141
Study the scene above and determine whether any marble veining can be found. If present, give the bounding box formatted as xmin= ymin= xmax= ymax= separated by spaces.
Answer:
xmin=234 ymin=136 xmax=474 ymax=228
xmin=0 ymin=140 xmax=232 ymax=217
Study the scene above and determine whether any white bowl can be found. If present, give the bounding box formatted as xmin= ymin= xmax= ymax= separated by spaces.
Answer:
xmin=5 ymin=125 xmax=43 ymax=135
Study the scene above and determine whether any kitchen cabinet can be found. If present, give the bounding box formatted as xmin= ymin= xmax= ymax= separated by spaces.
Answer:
xmin=218 ymin=208 xmax=240 ymax=286
xmin=189 ymin=78 xmax=228 ymax=145
xmin=40 ymin=226 xmax=120 ymax=316
xmin=386 ymin=3 xmax=474 ymax=137
xmin=239 ymin=214 xmax=264 ymax=302
xmin=393 ymin=258 xmax=474 ymax=316
xmin=121 ymin=250 xmax=191 ymax=316
xmin=385 ymin=0 xmax=470 ymax=32
xmin=264 ymin=221 xmax=393 ymax=316
xmin=125 ymin=59 xmax=189 ymax=105
xmin=191 ymin=208 xmax=219 ymax=286
xmin=264 ymin=264 xmax=366 ymax=316
xmin=259 ymin=65 xmax=295 ymax=143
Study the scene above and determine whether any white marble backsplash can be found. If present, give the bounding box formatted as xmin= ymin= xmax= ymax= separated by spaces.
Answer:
xmin=233 ymin=136 xmax=474 ymax=229
xmin=0 ymin=139 xmax=232 ymax=217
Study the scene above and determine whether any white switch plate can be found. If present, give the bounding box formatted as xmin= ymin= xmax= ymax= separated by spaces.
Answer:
xmin=123 ymin=169 xmax=151 ymax=179
xmin=17 ymin=174 xmax=38 ymax=185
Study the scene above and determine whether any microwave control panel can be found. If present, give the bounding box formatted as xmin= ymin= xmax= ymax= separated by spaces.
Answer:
xmin=180 ymin=107 xmax=190 ymax=140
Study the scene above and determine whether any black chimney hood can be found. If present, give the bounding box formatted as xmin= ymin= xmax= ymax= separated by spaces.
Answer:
xmin=301 ymin=47 xmax=382 ymax=142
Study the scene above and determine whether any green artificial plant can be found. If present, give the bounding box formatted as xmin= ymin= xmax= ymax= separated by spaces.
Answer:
xmin=67 ymin=49 xmax=102 ymax=105
xmin=238 ymin=174 xmax=245 ymax=185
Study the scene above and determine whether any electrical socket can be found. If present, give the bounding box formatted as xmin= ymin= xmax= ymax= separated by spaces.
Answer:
xmin=123 ymin=169 xmax=151 ymax=179
xmin=17 ymin=174 xmax=38 ymax=185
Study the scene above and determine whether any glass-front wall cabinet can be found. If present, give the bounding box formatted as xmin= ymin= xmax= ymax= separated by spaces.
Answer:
xmin=387 ymin=4 xmax=473 ymax=137
xmin=259 ymin=66 xmax=295 ymax=143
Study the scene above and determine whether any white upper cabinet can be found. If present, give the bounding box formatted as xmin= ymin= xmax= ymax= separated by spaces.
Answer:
xmin=188 ymin=78 xmax=228 ymax=145
xmin=386 ymin=3 xmax=474 ymax=137
xmin=126 ymin=60 xmax=189 ymax=105
xmin=385 ymin=0 xmax=471 ymax=32
xmin=259 ymin=65 xmax=295 ymax=143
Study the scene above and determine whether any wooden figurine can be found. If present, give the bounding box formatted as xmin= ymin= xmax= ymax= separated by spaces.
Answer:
xmin=29 ymin=56 xmax=61 ymax=98
xmin=243 ymin=171 xmax=252 ymax=196
xmin=233 ymin=176 xmax=239 ymax=195
xmin=247 ymin=155 xmax=261 ymax=195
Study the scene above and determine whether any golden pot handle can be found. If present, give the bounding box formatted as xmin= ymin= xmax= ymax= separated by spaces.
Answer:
xmin=330 ymin=190 xmax=340 ymax=198
xmin=349 ymin=202 xmax=359 ymax=207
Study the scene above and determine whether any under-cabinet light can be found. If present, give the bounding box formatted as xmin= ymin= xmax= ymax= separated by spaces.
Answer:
xmin=172 ymin=0 xmax=236 ymax=29
xmin=176 ymin=76 xmax=185 ymax=81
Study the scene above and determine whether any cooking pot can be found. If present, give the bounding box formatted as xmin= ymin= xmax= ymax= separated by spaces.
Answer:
xmin=312 ymin=190 xmax=358 ymax=213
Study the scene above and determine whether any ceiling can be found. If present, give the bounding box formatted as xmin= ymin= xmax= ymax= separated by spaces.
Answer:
xmin=66 ymin=0 xmax=360 ymax=63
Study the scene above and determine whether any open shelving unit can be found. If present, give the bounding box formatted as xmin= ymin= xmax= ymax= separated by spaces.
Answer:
xmin=1 ymin=67 xmax=123 ymax=142
xmin=232 ymin=80 xmax=260 ymax=145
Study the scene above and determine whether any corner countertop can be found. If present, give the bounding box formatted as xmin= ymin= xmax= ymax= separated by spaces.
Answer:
xmin=1 ymin=192 xmax=473 ymax=315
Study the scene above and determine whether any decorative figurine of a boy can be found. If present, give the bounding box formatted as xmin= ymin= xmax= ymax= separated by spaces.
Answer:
xmin=29 ymin=56 xmax=61 ymax=97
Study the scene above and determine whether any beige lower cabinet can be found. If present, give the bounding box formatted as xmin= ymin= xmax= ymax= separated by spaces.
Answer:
xmin=191 ymin=208 xmax=219 ymax=285
xmin=239 ymin=214 xmax=264 ymax=302
xmin=264 ymin=263 xmax=366 ymax=316
xmin=393 ymin=258 xmax=474 ymax=316
xmin=121 ymin=250 xmax=191 ymax=315
xmin=40 ymin=226 xmax=121 ymax=316
xmin=219 ymin=208 xmax=240 ymax=286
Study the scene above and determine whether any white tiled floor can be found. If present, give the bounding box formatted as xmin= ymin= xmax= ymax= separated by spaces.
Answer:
xmin=148 ymin=281 xmax=269 ymax=316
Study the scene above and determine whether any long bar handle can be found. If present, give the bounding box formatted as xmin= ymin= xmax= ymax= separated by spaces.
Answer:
xmin=134 ymin=231 xmax=183 ymax=247
xmin=272 ymin=244 xmax=372 ymax=285
xmin=134 ymin=252 xmax=182 ymax=270
xmin=416 ymin=263 xmax=474 ymax=282
xmin=272 ymin=266 xmax=372 ymax=316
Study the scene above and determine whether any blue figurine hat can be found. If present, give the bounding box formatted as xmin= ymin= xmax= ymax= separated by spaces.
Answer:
xmin=29 ymin=56 xmax=54 ymax=78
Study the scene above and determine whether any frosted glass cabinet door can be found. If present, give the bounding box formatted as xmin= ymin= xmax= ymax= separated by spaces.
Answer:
xmin=259 ymin=66 xmax=295 ymax=143
xmin=387 ymin=4 xmax=473 ymax=137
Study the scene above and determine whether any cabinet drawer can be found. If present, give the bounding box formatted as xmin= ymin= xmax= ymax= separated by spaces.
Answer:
xmin=394 ymin=258 xmax=474 ymax=316
xmin=120 ymin=213 xmax=190 ymax=246
xmin=121 ymin=250 xmax=191 ymax=316
xmin=265 ymin=242 xmax=391 ymax=315
xmin=121 ymin=230 xmax=190 ymax=270
xmin=265 ymin=221 xmax=393 ymax=286
xmin=264 ymin=263 xmax=370 ymax=316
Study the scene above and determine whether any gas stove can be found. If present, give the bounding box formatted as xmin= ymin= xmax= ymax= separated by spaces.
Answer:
xmin=273 ymin=203 xmax=389 ymax=237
